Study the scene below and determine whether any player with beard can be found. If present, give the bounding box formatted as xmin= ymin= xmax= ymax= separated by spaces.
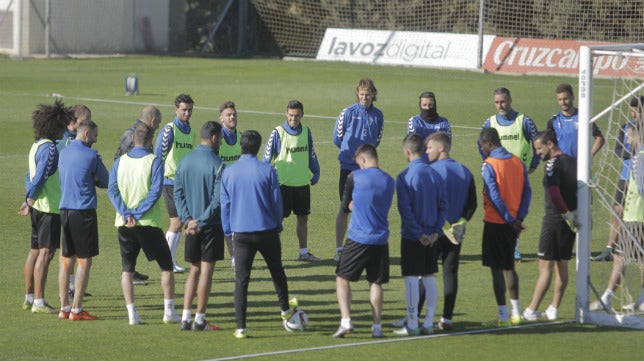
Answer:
xmin=522 ymin=130 xmax=577 ymax=322
xmin=407 ymin=91 xmax=452 ymax=140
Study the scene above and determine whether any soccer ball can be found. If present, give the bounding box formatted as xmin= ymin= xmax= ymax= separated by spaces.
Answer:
xmin=284 ymin=309 xmax=308 ymax=331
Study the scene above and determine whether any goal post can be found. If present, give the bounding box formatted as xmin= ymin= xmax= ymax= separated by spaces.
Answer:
xmin=577 ymin=43 xmax=644 ymax=328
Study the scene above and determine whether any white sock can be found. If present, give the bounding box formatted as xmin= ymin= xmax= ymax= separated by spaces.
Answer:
xmin=25 ymin=294 xmax=34 ymax=303
xmin=126 ymin=303 xmax=137 ymax=319
xmin=601 ymin=289 xmax=614 ymax=304
xmin=510 ymin=299 xmax=521 ymax=317
xmin=498 ymin=305 xmax=509 ymax=321
xmin=34 ymin=298 xmax=45 ymax=307
xmin=71 ymin=308 xmax=82 ymax=314
xmin=421 ymin=275 xmax=438 ymax=328
xmin=340 ymin=317 xmax=352 ymax=329
xmin=195 ymin=313 xmax=205 ymax=324
xmin=546 ymin=305 xmax=557 ymax=314
xmin=182 ymin=309 xmax=192 ymax=322
xmin=164 ymin=299 xmax=175 ymax=315
xmin=166 ymin=231 xmax=179 ymax=259
xmin=300 ymin=248 xmax=308 ymax=255
xmin=404 ymin=276 xmax=420 ymax=329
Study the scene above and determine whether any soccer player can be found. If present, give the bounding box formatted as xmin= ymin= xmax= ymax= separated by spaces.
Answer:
xmin=547 ymin=83 xmax=605 ymax=159
xmin=174 ymin=121 xmax=226 ymax=331
xmin=20 ymin=100 xmax=69 ymax=314
xmin=108 ymin=124 xmax=179 ymax=325
xmin=154 ymin=94 xmax=196 ymax=273
xmin=56 ymin=104 xmax=91 ymax=299
xmin=263 ymin=100 xmax=321 ymax=261
xmin=407 ymin=91 xmax=452 ymax=139
xmin=332 ymin=144 xmax=395 ymax=339
xmin=481 ymin=87 xmax=538 ymax=262
xmin=593 ymin=96 xmax=644 ymax=262
xmin=394 ymin=133 xmax=447 ymax=336
xmin=591 ymin=113 xmax=644 ymax=312
xmin=220 ymin=130 xmax=296 ymax=339
xmin=57 ymin=119 xmax=109 ymax=320
xmin=522 ymin=130 xmax=577 ymax=322
xmin=332 ymin=78 xmax=384 ymax=262
xmin=426 ymin=131 xmax=478 ymax=330
xmin=479 ymin=127 xmax=531 ymax=327
xmin=113 ymin=105 xmax=163 ymax=284
xmin=218 ymin=100 xmax=242 ymax=266
xmin=57 ymin=104 xmax=90 ymax=152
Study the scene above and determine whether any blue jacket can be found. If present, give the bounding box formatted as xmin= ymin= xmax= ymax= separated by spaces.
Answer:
xmin=220 ymin=154 xmax=283 ymax=236
xmin=397 ymin=158 xmax=448 ymax=240
xmin=333 ymin=102 xmax=384 ymax=171
xmin=262 ymin=120 xmax=320 ymax=185
xmin=430 ymin=157 xmax=477 ymax=224
xmin=58 ymin=139 xmax=109 ymax=210
xmin=174 ymin=145 xmax=225 ymax=228
xmin=108 ymin=146 xmax=164 ymax=222
xmin=343 ymin=167 xmax=394 ymax=246
xmin=407 ymin=115 xmax=452 ymax=140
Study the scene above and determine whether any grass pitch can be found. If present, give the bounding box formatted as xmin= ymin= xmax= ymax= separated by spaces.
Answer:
xmin=0 ymin=55 xmax=639 ymax=361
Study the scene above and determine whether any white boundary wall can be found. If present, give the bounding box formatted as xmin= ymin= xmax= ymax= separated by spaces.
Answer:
xmin=1 ymin=0 xmax=169 ymax=56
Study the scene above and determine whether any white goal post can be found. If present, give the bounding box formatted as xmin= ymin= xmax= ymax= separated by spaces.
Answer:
xmin=577 ymin=43 xmax=644 ymax=328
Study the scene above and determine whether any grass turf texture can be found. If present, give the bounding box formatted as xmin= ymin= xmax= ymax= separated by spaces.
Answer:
xmin=0 ymin=55 xmax=639 ymax=361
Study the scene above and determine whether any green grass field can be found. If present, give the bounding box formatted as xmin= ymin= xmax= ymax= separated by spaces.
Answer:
xmin=0 ymin=55 xmax=640 ymax=361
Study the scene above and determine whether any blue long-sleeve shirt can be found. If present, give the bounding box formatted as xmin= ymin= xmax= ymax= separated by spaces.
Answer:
xmin=56 ymin=129 xmax=76 ymax=153
xmin=481 ymin=110 xmax=540 ymax=170
xmin=154 ymin=118 xmax=192 ymax=186
xmin=481 ymin=147 xmax=532 ymax=223
xmin=58 ymin=139 xmax=109 ymax=210
xmin=407 ymin=114 xmax=452 ymax=140
xmin=333 ymin=102 xmax=384 ymax=171
xmin=108 ymin=146 xmax=164 ymax=222
xmin=430 ymin=157 xmax=477 ymax=224
xmin=220 ymin=154 xmax=283 ymax=236
xmin=396 ymin=157 xmax=448 ymax=240
xmin=174 ymin=145 xmax=225 ymax=228
xmin=262 ymin=120 xmax=321 ymax=185
xmin=25 ymin=140 xmax=59 ymax=201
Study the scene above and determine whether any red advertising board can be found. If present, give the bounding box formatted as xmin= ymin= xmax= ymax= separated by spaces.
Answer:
xmin=483 ymin=37 xmax=644 ymax=77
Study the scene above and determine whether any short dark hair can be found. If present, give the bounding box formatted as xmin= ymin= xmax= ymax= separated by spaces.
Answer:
xmin=219 ymin=100 xmax=235 ymax=113
xmin=426 ymin=131 xmax=452 ymax=152
xmin=76 ymin=119 xmax=98 ymax=134
xmin=175 ymin=94 xmax=194 ymax=108
xmin=200 ymin=121 xmax=222 ymax=140
xmin=419 ymin=91 xmax=436 ymax=102
xmin=403 ymin=133 xmax=424 ymax=155
xmin=287 ymin=100 xmax=304 ymax=112
xmin=133 ymin=124 xmax=153 ymax=147
xmin=556 ymin=83 xmax=574 ymax=96
xmin=534 ymin=130 xmax=558 ymax=146
xmin=32 ymin=100 xmax=71 ymax=140
xmin=240 ymin=130 xmax=262 ymax=155
xmin=354 ymin=143 xmax=378 ymax=161
xmin=493 ymin=87 xmax=511 ymax=98
xmin=630 ymin=96 xmax=644 ymax=109
xmin=479 ymin=127 xmax=502 ymax=147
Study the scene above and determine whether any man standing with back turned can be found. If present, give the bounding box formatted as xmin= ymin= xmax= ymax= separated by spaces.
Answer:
xmin=479 ymin=127 xmax=531 ymax=327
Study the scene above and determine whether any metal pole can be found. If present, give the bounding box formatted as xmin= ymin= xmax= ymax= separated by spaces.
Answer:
xmin=476 ymin=0 xmax=485 ymax=69
xmin=14 ymin=0 xmax=22 ymax=57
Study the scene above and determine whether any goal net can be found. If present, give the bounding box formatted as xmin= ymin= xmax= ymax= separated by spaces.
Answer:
xmin=577 ymin=44 xmax=644 ymax=328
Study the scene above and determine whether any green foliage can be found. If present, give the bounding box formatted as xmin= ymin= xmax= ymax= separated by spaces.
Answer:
xmin=0 ymin=55 xmax=639 ymax=361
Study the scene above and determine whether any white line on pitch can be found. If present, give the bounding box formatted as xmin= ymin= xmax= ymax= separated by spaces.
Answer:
xmin=202 ymin=320 xmax=572 ymax=361
xmin=39 ymin=94 xmax=481 ymax=130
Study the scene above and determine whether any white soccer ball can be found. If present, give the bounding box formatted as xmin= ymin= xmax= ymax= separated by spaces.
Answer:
xmin=284 ymin=309 xmax=308 ymax=331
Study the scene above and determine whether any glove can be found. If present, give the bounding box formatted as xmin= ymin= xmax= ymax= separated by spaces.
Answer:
xmin=562 ymin=210 xmax=579 ymax=233
xmin=442 ymin=222 xmax=457 ymax=245
xmin=452 ymin=218 xmax=467 ymax=244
